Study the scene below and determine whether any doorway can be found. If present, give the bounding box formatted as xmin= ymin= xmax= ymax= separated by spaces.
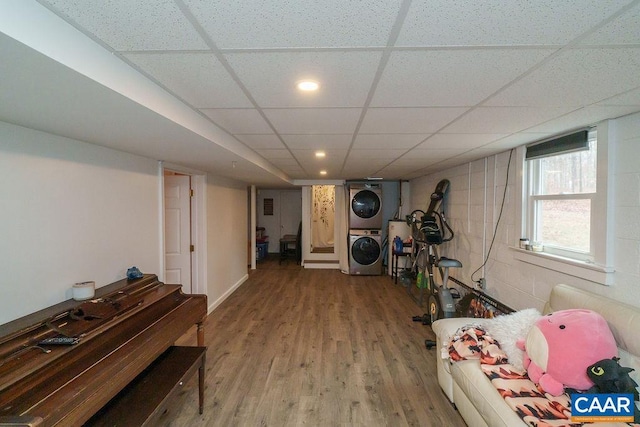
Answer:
xmin=311 ymin=185 xmax=335 ymax=253
xmin=257 ymin=189 xmax=302 ymax=258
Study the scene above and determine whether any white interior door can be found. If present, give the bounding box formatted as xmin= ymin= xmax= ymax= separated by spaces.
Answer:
xmin=164 ymin=174 xmax=191 ymax=292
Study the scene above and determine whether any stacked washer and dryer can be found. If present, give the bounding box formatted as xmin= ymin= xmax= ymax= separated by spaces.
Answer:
xmin=348 ymin=184 xmax=383 ymax=275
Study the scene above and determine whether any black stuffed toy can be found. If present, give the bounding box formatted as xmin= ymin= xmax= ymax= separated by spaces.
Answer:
xmin=586 ymin=357 xmax=640 ymax=422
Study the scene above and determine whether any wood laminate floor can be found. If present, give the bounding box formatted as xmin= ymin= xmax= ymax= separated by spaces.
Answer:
xmin=163 ymin=255 xmax=466 ymax=426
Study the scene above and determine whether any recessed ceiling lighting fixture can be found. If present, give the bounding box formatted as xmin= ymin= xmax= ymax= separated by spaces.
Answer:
xmin=315 ymin=151 xmax=326 ymax=158
xmin=297 ymin=80 xmax=319 ymax=91
xmin=320 ymin=170 xmax=327 ymax=175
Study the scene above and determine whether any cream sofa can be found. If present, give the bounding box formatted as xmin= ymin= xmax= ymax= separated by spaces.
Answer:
xmin=432 ymin=284 xmax=640 ymax=427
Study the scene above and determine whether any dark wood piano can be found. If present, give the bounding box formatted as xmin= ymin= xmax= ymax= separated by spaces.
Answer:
xmin=0 ymin=274 xmax=207 ymax=426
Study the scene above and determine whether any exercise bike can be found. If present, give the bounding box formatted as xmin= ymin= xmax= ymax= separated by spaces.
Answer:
xmin=406 ymin=179 xmax=462 ymax=326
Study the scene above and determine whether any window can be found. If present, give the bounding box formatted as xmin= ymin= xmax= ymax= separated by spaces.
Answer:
xmin=517 ymin=123 xmax=614 ymax=285
xmin=525 ymin=129 xmax=597 ymax=262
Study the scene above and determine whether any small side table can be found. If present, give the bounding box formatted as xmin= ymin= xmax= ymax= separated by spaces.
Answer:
xmin=392 ymin=250 xmax=412 ymax=284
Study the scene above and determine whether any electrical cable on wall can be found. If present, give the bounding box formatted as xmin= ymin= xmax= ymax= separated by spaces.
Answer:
xmin=470 ymin=149 xmax=514 ymax=284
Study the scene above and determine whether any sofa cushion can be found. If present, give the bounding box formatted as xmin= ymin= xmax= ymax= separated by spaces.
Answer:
xmin=451 ymin=359 xmax=526 ymax=427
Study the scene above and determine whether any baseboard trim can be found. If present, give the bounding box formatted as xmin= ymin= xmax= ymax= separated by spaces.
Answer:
xmin=207 ymin=273 xmax=249 ymax=315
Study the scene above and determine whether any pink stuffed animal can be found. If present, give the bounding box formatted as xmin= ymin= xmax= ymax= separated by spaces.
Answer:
xmin=516 ymin=309 xmax=617 ymax=396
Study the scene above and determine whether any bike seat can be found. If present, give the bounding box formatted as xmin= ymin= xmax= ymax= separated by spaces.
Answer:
xmin=437 ymin=257 xmax=462 ymax=268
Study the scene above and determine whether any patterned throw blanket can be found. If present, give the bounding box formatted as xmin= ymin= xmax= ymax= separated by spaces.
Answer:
xmin=447 ymin=325 xmax=639 ymax=427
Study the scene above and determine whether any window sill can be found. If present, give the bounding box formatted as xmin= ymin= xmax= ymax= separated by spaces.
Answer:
xmin=510 ymin=247 xmax=614 ymax=285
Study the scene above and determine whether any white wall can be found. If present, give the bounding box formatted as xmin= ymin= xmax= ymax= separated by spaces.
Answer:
xmin=0 ymin=120 xmax=251 ymax=325
xmin=0 ymin=121 xmax=160 ymax=324
xmin=205 ymin=175 xmax=249 ymax=312
xmin=410 ymin=112 xmax=640 ymax=312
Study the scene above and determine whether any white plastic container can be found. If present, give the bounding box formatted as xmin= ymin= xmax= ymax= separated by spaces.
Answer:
xmin=73 ymin=281 xmax=95 ymax=301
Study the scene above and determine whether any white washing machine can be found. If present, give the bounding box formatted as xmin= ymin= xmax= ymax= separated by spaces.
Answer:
xmin=349 ymin=184 xmax=383 ymax=229
xmin=349 ymin=229 xmax=383 ymax=275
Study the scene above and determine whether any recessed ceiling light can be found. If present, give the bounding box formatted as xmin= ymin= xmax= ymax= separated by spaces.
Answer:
xmin=320 ymin=170 xmax=327 ymax=175
xmin=297 ymin=80 xmax=319 ymax=91
xmin=315 ymin=151 xmax=326 ymax=158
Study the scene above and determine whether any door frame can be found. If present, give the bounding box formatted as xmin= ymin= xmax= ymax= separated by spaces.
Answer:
xmin=160 ymin=161 xmax=207 ymax=295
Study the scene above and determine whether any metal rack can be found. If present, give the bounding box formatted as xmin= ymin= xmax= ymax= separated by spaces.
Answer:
xmin=449 ymin=277 xmax=514 ymax=317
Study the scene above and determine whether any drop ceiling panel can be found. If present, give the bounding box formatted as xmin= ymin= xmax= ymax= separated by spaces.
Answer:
xmin=360 ymin=107 xmax=468 ymax=133
xmin=578 ymin=2 xmax=640 ymax=45
xmin=281 ymin=134 xmax=353 ymax=150
xmin=353 ymin=134 xmax=428 ymax=149
xmin=234 ymin=134 xmax=284 ymax=149
xmin=442 ymin=106 xmax=577 ymax=134
xmin=486 ymin=48 xmax=640 ymax=107
xmin=280 ymin=166 xmax=306 ymax=175
xmin=43 ymin=0 xmax=208 ymax=50
xmin=597 ymin=88 xmax=640 ymax=106
xmin=527 ymin=105 xmax=640 ymax=133
xmin=201 ymin=108 xmax=273 ymax=133
xmin=372 ymin=49 xmax=554 ymax=107
xmin=263 ymin=108 xmax=362 ymax=134
xmin=254 ymin=149 xmax=294 ymax=160
xmin=225 ymin=51 xmax=382 ymax=108
xmin=406 ymin=149 xmax=468 ymax=161
xmin=292 ymin=149 xmax=349 ymax=170
xmin=184 ymin=0 xmax=400 ymax=49
xmin=268 ymin=157 xmax=300 ymax=167
xmin=291 ymin=149 xmax=348 ymax=161
xmin=483 ymin=133 xmax=553 ymax=151
xmin=417 ymin=133 xmax=509 ymax=150
xmin=123 ymin=52 xmax=252 ymax=108
xmin=343 ymin=158 xmax=390 ymax=169
xmin=397 ymin=0 xmax=632 ymax=46
xmin=377 ymin=162 xmax=436 ymax=177
xmin=348 ymin=149 xmax=407 ymax=160
xmin=388 ymin=157 xmax=442 ymax=169
xmin=341 ymin=162 xmax=390 ymax=179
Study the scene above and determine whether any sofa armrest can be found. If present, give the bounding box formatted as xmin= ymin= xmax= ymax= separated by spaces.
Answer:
xmin=432 ymin=317 xmax=479 ymax=343
xmin=432 ymin=317 xmax=480 ymax=403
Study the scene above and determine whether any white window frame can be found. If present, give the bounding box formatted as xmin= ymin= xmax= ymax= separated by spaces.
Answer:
xmin=513 ymin=121 xmax=615 ymax=285
xmin=525 ymin=131 xmax=596 ymax=262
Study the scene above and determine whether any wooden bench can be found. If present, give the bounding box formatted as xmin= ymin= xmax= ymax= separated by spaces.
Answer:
xmin=85 ymin=346 xmax=206 ymax=426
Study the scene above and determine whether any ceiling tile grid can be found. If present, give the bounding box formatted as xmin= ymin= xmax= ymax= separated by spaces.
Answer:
xmin=18 ymin=0 xmax=640 ymax=184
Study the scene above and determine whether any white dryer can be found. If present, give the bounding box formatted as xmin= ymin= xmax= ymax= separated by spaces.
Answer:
xmin=349 ymin=229 xmax=382 ymax=275
xmin=349 ymin=184 xmax=382 ymax=229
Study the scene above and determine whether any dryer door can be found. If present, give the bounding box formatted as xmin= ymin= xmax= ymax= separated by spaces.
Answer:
xmin=351 ymin=236 xmax=381 ymax=266
xmin=351 ymin=189 xmax=381 ymax=221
